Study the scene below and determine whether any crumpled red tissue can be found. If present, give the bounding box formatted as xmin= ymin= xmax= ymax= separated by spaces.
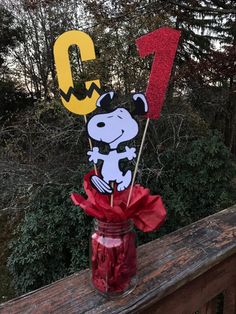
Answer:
xmin=71 ymin=171 xmax=166 ymax=232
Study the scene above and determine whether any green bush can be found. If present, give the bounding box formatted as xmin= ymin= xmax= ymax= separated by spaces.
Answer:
xmin=138 ymin=131 xmax=236 ymax=244
xmin=138 ymin=132 xmax=236 ymax=244
xmin=160 ymin=132 xmax=235 ymax=225
xmin=8 ymin=183 xmax=93 ymax=295
xmin=8 ymin=131 xmax=236 ymax=294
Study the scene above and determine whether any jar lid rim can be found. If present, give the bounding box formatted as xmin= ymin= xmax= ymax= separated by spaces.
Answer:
xmin=94 ymin=219 xmax=133 ymax=233
xmin=94 ymin=219 xmax=132 ymax=225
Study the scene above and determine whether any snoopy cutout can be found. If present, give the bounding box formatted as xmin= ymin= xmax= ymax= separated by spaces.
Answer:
xmin=87 ymin=92 xmax=148 ymax=194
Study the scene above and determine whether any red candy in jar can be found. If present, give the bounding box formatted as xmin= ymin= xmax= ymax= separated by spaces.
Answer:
xmin=90 ymin=219 xmax=137 ymax=297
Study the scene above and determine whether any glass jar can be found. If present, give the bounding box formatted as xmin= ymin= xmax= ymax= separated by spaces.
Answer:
xmin=90 ymin=219 xmax=137 ymax=298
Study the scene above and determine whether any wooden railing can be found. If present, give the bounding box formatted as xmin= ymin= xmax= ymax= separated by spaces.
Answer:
xmin=0 ymin=205 xmax=236 ymax=314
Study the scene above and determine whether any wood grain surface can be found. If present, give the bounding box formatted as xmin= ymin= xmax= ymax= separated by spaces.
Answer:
xmin=0 ymin=205 xmax=236 ymax=314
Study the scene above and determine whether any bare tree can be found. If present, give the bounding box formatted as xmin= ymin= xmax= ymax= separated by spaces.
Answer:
xmin=3 ymin=0 xmax=84 ymax=98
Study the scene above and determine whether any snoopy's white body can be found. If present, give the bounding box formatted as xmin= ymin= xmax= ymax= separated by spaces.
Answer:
xmin=86 ymin=92 xmax=148 ymax=194
xmin=88 ymin=146 xmax=135 ymax=192
xmin=102 ymin=150 xmax=127 ymax=180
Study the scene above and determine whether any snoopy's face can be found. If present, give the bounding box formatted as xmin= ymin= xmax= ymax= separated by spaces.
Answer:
xmin=87 ymin=108 xmax=139 ymax=149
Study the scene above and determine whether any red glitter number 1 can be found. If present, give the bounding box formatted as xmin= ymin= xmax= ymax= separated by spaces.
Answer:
xmin=136 ymin=27 xmax=181 ymax=119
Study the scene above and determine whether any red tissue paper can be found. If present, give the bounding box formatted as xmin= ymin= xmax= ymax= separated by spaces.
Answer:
xmin=71 ymin=171 xmax=166 ymax=232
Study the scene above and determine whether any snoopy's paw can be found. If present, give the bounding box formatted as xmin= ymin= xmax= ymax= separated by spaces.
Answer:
xmin=87 ymin=147 xmax=99 ymax=164
xmin=117 ymin=170 xmax=132 ymax=191
xmin=125 ymin=146 xmax=136 ymax=160
xmin=117 ymin=183 xmax=126 ymax=192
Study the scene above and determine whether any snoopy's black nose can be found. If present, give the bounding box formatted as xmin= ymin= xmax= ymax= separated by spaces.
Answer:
xmin=97 ymin=122 xmax=105 ymax=128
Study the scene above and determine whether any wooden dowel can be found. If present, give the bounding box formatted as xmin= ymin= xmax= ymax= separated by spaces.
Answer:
xmin=110 ymin=182 xmax=114 ymax=207
xmin=84 ymin=115 xmax=98 ymax=175
xmin=127 ymin=118 xmax=150 ymax=207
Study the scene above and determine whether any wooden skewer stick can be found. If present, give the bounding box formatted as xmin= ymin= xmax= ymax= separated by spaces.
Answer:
xmin=83 ymin=115 xmax=98 ymax=175
xmin=110 ymin=182 xmax=114 ymax=207
xmin=127 ymin=118 xmax=150 ymax=207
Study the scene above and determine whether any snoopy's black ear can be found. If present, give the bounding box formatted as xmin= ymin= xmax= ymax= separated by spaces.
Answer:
xmin=132 ymin=93 xmax=148 ymax=115
xmin=96 ymin=92 xmax=115 ymax=111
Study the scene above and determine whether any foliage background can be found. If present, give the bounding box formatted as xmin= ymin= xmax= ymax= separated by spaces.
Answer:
xmin=0 ymin=0 xmax=235 ymax=300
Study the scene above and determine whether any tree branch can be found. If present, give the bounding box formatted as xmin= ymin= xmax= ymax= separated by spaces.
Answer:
xmin=168 ymin=0 xmax=236 ymax=14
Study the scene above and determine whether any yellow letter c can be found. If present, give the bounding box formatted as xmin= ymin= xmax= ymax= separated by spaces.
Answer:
xmin=53 ymin=30 xmax=101 ymax=115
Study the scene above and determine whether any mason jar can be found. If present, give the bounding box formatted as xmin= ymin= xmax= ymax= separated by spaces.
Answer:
xmin=90 ymin=219 xmax=137 ymax=298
